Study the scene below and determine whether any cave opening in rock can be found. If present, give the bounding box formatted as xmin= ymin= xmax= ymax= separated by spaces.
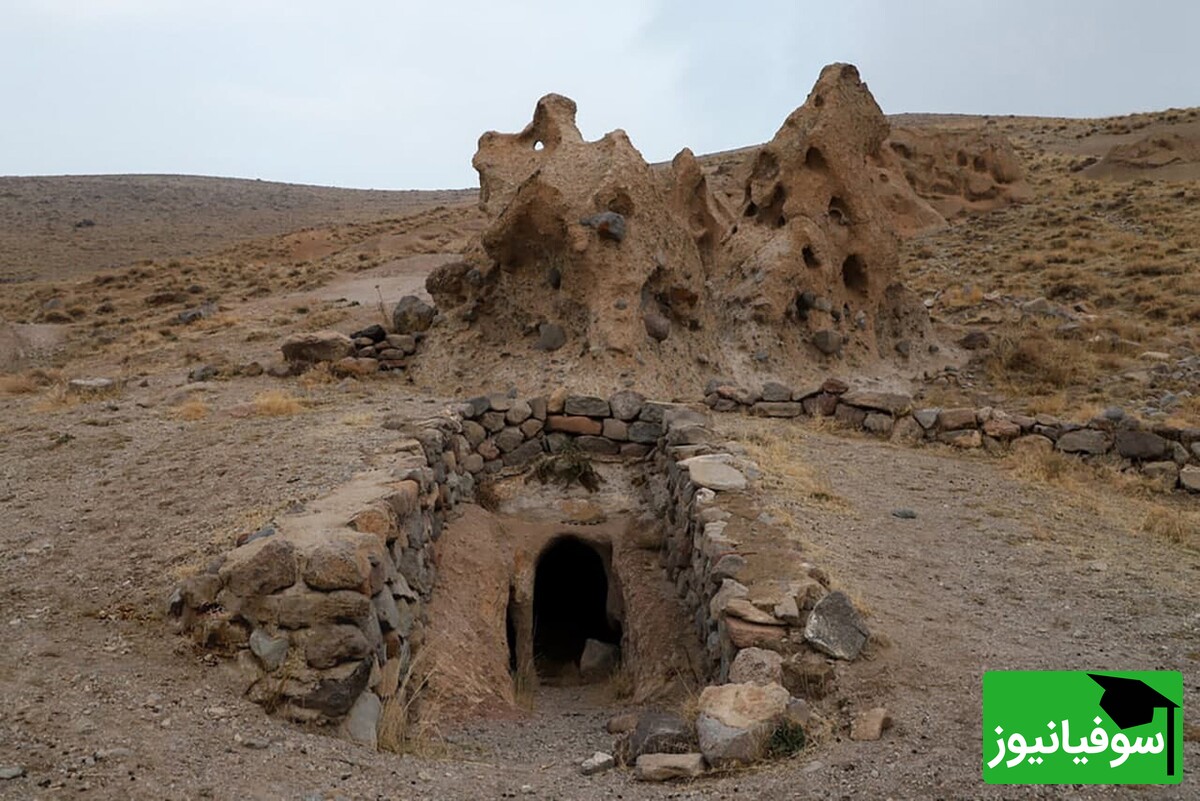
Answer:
xmin=532 ymin=535 xmax=622 ymax=681
xmin=842 ymin=254 xmax=868 ymax=294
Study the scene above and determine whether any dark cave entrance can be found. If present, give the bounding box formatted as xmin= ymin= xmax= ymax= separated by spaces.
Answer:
xmin=531 ymin=536 xmax=622 ymax=680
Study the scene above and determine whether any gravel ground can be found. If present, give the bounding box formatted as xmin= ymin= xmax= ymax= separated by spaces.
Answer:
xmin=1 ymin=377 xmax=1197 ymax=800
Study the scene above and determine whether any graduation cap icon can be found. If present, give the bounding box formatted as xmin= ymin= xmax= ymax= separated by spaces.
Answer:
xmin=1088 ymin=673 xmax=1179 ymax=776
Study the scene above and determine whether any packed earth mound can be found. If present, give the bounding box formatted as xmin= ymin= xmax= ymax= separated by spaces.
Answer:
xmin=1082 ymin=122 xmax=1200 ymax=181
xmin=413 ymin=64 xmax=945 ymax=397
xmin=885 ymin=124 xmax=1034 ymax=217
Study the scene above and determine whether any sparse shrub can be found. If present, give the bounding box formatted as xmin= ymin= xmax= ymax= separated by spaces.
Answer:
xmin=474 ymin=476 xmax=502 ymax=511
xmin=252 ymin=390 xmax=302 ymax=416
xmin=0 ymin=372 xmax=43 ymax=395
xmin=527 ymin=442 xmax=602 ymax=492
xmin=766 ymin=721 xmax=807 ymax=759
xmin=174 ymin=398 xmax=210 ymax=421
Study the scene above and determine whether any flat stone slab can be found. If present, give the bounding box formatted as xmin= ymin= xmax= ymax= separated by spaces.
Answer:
xmin=1056 ymin=429 xmax=1110 ymax=455
xmin=841 ymin=390 xmax=912 ymax=416
xmin=67 ymin=377 xmax=118 ymax=395
xmin=680 ymin=455 xmax=747 ymax=491
xmin=580 ymin=751 xmax=615 ymax=776
xmin=634 ymin=753 xmax=706 ymax=781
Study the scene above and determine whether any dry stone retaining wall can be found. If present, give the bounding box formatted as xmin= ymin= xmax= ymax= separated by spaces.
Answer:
xmin=170 ymin=388 xmax=869 ymax=756
xmin=450 ymin=388 xmax=662 ymax=474
xmin=648 ymin=408 xmax=869 ymax=694
xmin=703 ymin=377 xmax=1200 ymax=495
xmin=169 ymin=416 xmax=472 ymax=749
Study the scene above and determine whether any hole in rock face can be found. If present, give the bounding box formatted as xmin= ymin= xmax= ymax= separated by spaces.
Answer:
xmin=802 ymin=245 xmax=820 ymax=268
xmin=532 ymin=536 xmax=621 ymax=680
xmin=534 ymin=140 xmax=544 ymax=151
xmin=828 ymin=196 xmax=850 ymax=225
xmin=842 ymin=254 xmax=868 ymax=294
xmin=805 ymin=146 xmax=827 ymax=171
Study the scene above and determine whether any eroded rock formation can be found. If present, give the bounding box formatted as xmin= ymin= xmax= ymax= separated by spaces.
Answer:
xmin=715 ymin=63 xmax=935 ymax=368
xmin=457 ymin=93 xmax=712 ymax=356
xmin=885 ymin=125 xmax=1033 ymax=217
xmin=1083 ymin=127 xmax=1200 ymax=181
xmin=415 ymin=63 xmax=967 ymax=394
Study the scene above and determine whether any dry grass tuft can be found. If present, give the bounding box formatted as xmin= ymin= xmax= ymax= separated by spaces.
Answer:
xmin=1140 ymin=506 xmax=1200 ymax=548
xmin=1005 ymin=446 xmax=1077 ymax=485
xmin=32 ymin=379 xmax=123 ymax=411
xmin=1004 ymin=444 xmax=1151 ymax=497
xmin=1166 ymin=395 xmax=1200 ymax=428
xmin=174 ymin=397 xmax=210 ymax=421
xmin=0 ymin=372 xmax=43 ymax=395
xmin=716 ymin=416 xmax=848 ymax=508
xmin=378 ymin=649 xmax=446 ymax=757
xmin=985 ymin=325 xmax=1096 ymax=394
xmin=750 ymin=438 xmax=847 ymax=508
xmin=297 ymin=362 xmax=337 ymax=389
xmin=607 ymin=663 xmax=636 ymax=701
xmin=252 ymin=390 xmax=303 ymax=417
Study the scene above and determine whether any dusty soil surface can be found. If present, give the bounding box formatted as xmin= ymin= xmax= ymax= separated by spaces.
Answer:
xmin=2 ymin=373 xmax=1196 ymax=798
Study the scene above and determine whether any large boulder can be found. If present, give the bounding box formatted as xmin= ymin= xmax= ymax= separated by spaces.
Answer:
xmin=392 ymin=295 xmax=436 ymax=334
xmin=696 ymin=682 xmax=791 ymax=767
xmin=281 ymin=331 xmax=354 ymax=365
xmin=452 ymin=92 xmax=720 ymax=360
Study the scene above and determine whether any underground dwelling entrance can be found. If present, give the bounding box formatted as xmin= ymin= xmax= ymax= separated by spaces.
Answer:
xmin=520 ymin=534 xmax=624 ymax=684
xmin=418 ymin=461 xmax=706 ymax=723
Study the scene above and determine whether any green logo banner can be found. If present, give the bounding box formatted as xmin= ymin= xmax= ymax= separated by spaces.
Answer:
xmin=983 ymin=671 xmax=1183 ymax=784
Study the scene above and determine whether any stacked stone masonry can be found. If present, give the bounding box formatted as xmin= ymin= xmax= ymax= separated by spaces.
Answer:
xmin=703 ymin=377 xmax=1200 ymax=495
xmin=648 ymin=407 xmax=870 ymax=690
xmin=168 ymin=417 xmax=468 ymax=748
xmin=170 ymin=388 xmax=869 ymax=757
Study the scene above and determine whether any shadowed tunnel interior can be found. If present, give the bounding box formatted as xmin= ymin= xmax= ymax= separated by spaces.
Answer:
xmin=530 ymin=536 xmax=621 ymax=677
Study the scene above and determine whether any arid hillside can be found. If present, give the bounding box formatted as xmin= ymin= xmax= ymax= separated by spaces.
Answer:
xmin=1 ymin=93 xmax=1199 ymax=800
xmin=0 ymin=174 xmax=476 ymax=283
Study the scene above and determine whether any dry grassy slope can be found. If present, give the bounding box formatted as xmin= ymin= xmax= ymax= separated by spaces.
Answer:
xmin=894 ymin=108 xmax=1200 ymax=421
xmin=0 ymin=174 xmax=477 ymax=282
xmin=0 ymin=176 xmax=485 ymax=378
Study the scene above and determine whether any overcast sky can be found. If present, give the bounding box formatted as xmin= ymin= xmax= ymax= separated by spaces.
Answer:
xmin=3 ymin=0 xmax=1197 ymax=189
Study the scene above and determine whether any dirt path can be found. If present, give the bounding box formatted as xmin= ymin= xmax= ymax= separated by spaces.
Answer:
xmin=1 ymin=382 xmax=1197 ymax=798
